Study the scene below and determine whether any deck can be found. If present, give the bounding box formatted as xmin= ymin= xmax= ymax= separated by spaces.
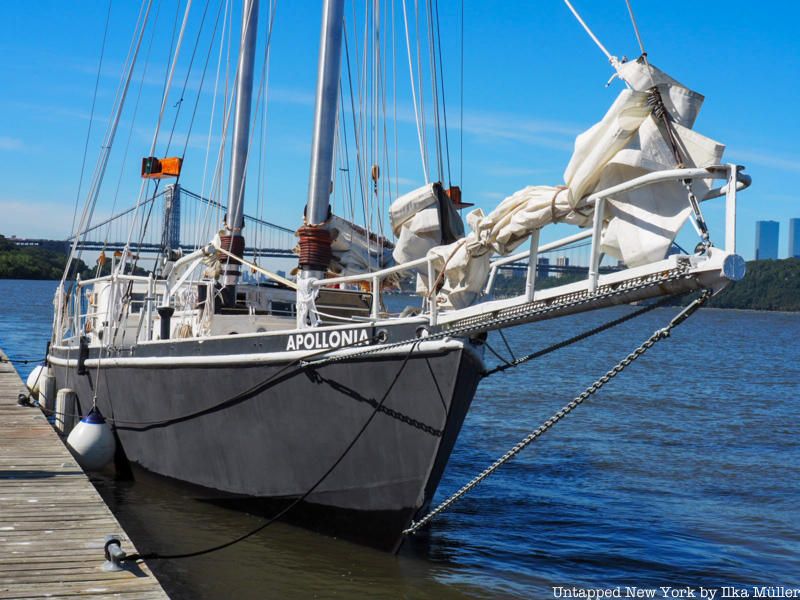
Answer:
xmin=0 ymin=349 xmax=169 ymax=599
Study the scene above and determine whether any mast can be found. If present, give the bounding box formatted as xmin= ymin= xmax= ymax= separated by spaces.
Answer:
xmin=298 ymin=0 xmax=345 ymax=282
xmin=222 ymin=0 xmax=259 ymax=295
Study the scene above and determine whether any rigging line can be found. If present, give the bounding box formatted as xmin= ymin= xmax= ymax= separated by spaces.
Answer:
xmin=482 ymin=295 xmax=673 ymax=378
xmin=562 ymin=0 xmax=615 ymax=63
xmin=65 ymin=0 xmax=149 ymax=282
xmin=405 ymin=292 xmax=711 ymax=535
xmin=433 ymin=0 xmax=451 ymax=186
xmin=362 ymin=0 xmax=372 ymax=237
xmin=102 ymin=0 xmax=166 ymax=257
xmin=205 ymin=0 xmax=276 ymax=286
xmin=192 ymin=5 xmax=239 ymax=249
xmin=122 ymin=0 xmax=194 ymax=259
xmin=372 ymin=0 xmax=381 ymax=243
xmin=367 ymin=0 xmax=378 ymax=253
xmin=338 ymin=80 xmax=356 ymax=222
xmin=343 ymin=22 xmax=369 ymax=226
xmin=59 ymin=0 xmax=155 ymax=294
xmin=425 ymin=0 xmax=444 ymax=183
xmin=351 ymin=1 xmax=366 ymax=225
xmin=391 ymin=0 xmax=398 ymax=203
xmin=414 ymin=0 xmax=430 ymax=182
xmin=623 ymin=0 xmax=656 ymax=91
xmin=459 ymin=0 xmax=463 ymax=186
xmin=255 ymin=0 xmax=278 ymax=261
xmin=231 ymin=0 xmax=278 ymax=260
xmin=70 ymin=0 xmax=114 ymax=238
xmin=171 ymin=0 xmax=225 ymax=249
xmin=401 ymin=0 xmax=429 ymax=183
xmin=136 ymin=0 xmax=181 ymax=266
xmin=349 ymin=1 xmax=364 ymax=216
xmin=164 ymin=0 xmax=215 ymax=156
xmin=123 ymin=341 xmax=420 ymax=563
xmin=197 ymin=0 xmax=231 ymax=248
xmin=483 ymin=341 xmax=514 ymax=368
xmin=162 ymin=0 xmax=184 ymax=104
xmin=377 ymin=3 xmax=392 ymax=240
xmin=497 ymin=327 xmax=516 ymax=362
xmin=624 ymin=0 xmax=647 ymax=57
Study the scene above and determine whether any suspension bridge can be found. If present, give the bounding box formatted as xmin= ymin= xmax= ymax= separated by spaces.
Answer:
xmin=15 ymin=185 xmax=297 ymax=260
xmin=10 ymin=184 xmax=631 ymax=277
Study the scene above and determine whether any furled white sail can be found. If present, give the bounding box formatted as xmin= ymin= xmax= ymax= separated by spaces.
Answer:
xmin=419 ymin=60 xmax=724 ymax=309
xmin=390 ymin=182 xmax=465 ymax=292
xmin=325 ymin=215 xmax=395 ymax=279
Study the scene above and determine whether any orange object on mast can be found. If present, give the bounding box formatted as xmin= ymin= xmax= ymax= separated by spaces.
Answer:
xmin=141 ymin=156 xmax=182 ymax=179
xmin=445 ymin=185 xmax=473 ymax=209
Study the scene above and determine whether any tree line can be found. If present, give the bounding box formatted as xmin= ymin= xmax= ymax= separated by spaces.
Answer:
xmin=0 ymin=235 xmax=145 ymax=280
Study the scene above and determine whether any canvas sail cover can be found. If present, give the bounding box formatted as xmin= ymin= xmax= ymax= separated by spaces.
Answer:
xmin=324 ymin=215 xmax=395 ymax=279
xmin=417 ymin=60 xmax=724 ymax=309
xmin=390 ymin=182 xmax=465 ymax=292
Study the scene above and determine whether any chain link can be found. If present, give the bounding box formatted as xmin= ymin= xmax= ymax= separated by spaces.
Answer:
xmin=403 ymin=289 xmax=711 ymax=535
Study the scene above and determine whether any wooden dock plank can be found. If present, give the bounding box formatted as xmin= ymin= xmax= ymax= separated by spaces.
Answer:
xmin=0 ymin=350 xmax=169 ymax=599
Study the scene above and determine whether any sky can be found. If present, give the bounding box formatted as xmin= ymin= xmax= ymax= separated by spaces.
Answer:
xmin=0 ymin=0 xmax=798 ymax=269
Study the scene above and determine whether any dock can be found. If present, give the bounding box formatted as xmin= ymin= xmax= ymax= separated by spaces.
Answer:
xmin=0 ymin=350 xmax=169 ymax=599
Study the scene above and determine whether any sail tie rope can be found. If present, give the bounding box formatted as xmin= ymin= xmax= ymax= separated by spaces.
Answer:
xmin=403 ymin=290 xmax=711 ymax=535
xmin=296 ymin=277 xmax=320 ymax=328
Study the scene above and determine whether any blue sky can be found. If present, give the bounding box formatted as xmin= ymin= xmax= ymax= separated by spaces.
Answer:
xmin=0 ymin=0 xmax=798 ymax=266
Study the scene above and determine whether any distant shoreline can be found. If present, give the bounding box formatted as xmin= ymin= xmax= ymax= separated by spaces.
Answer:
xmin=3 ymin=232 xmax=798 ymax=312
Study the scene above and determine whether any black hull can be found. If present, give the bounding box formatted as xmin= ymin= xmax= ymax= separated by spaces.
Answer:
xmin=50 ymin=335 xmax=483 ymax=550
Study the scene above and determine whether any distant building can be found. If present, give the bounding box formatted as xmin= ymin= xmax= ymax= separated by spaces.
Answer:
xmin=499 ymin=267 xmax=523 ymax=280
xmin=789 ymin=218 xmax=800 ymax=259
xmin=555 ymin=256 xmax=569 ymax=278
xmin=755 ymin=220 xmax=779 ymax=260
xmin=537 ymin=257 xmax=550 ymax=278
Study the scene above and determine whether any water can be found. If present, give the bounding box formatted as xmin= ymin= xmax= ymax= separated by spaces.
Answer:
xmin=2 ymin=279 xmax=799 ymax=598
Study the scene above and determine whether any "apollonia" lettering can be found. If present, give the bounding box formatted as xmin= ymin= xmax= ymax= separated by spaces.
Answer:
xmin=286 ymin=328 xmax=370 ymax=351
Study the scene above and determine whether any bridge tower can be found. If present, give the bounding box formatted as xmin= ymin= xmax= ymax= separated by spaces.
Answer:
xmin=164 ymin=184 xmax=181 ymax=250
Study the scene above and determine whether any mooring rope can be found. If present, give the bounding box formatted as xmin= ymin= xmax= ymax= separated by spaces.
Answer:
xmin=122 ymin=341 xmax=420 ymax=563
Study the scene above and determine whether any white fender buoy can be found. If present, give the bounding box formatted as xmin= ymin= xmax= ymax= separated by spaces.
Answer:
xmin=26 ymin=365 xmax=45 ymax=397
xmin=66 ymin=407 xmax=116 ymax=471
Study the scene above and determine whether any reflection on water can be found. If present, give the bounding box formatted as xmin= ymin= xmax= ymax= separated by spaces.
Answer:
xmin=2 ymin=280 xmax=800 ymax=598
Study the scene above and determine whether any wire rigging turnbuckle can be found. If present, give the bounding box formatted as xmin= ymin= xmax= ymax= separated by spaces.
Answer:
xmin=403 ymin=290 xmax=712 ymax=535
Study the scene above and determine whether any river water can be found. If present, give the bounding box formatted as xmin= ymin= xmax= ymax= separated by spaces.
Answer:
xmin=1 ymin=279 xmax=799 ymax=599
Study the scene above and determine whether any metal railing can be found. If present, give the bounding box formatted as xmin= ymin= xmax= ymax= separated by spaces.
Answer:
xmin=54 ymin=164 xmax=750 ymax=344
xmin=310 ymin=164 xmax=750 ymax=326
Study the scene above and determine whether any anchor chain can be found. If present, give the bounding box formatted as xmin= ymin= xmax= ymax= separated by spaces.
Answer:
xmin=403 ymin=289 xmax=711 ymax=535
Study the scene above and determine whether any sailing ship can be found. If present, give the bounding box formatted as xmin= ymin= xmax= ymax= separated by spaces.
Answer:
xmin=46 ymin=0 xmax=750 ymax=551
